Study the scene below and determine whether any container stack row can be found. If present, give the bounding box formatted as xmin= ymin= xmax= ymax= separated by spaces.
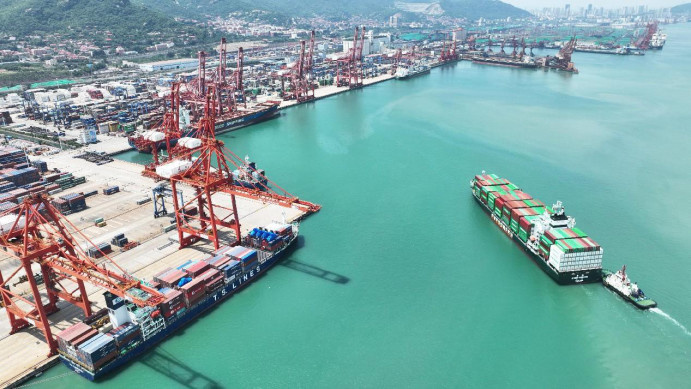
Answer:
xmin=51 ymin=192 xmax=87 ymax=215
xmin=56 ymin=323 xmax=119 ymax=371
xmin=87 ymin=242 xmax=112 ymax=258
xmin=472 ymin=173 xmax=603 ymax=273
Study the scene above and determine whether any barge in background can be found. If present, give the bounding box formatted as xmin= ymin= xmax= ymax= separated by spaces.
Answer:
xmin=470 ymin=172 xmax=602 ymax=285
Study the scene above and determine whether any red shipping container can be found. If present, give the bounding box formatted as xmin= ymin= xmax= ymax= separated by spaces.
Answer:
xmin=56 ymin=322 xmax=91 ymax=344
xmin=159 ymin=269 xmax=186 ymax=287
xmin=183 ymin=262 xmax=210 ymax=278
xmin=205 ymin=276 xmax=224 ymax=292
xmin=504 ymin=200 xmax=531 ymax=211
xmin=519 ymin=216 xmax=532 ymax=231
xmin=493 ymin=196 xmax=507 ymax=212
xmin=72 ymin=328 xmax=99 ymax=347
xmin=180 ymin=278 xmax=206 ymax=302
xmin=198 ymin=268 xmax=221 ymax=282
xmin=511 ymin=207 xmax=538 ymax=224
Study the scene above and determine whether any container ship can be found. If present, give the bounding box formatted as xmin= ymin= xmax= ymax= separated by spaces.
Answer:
xmin=57 ymin=222 xmax=298 ymax=381
xmin=470 ymin=172 xmax=602 ymax=285
xmin=649 ymin=30 xmax=667 ymax=50
xmin=574 ymin=45 xmax=644 ymax=56
xmin=471 ymin=55 xmax=538 ymax=69
xmin=128 ymin=102 xmax=279 ymax=153
xmin=395 ymin=64 xmax=431 ymax=80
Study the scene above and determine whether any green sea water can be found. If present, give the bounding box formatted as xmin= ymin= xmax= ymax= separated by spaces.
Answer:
xmin=35 ymin=23 xmax=691 ymax=388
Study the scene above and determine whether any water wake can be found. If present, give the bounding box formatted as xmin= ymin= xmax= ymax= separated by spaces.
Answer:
xmin=650 ymin=308 xmax=691 ymax=336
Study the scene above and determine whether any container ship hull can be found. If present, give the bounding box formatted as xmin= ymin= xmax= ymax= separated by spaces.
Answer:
xmin=396 ymin=68 xmax=431 ymax=80
xmin=473 ymin=194 xmax=601 ymax=285
xmin=471 ymin=57 xmax=538 ymax=69
xmin=128 ymin=104 xmax=279 ymax=153
xmin=59 ymin=231 xmax=296 ymax=381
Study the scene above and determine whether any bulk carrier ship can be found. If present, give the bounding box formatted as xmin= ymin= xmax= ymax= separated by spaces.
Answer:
xmin=470 ymin=172 xmax=603 ymax=285
xmin=57 ymin=222 xmax=298 ymax=381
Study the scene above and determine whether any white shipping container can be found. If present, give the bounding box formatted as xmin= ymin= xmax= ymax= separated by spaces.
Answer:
xmin=549 ymin=244 xmax=603 ymax=271
xmin=155 ymin=160 xmax=193 ymax=178
xmin=177 ymin=137 xmax=202 ymax=149
xmin=0 ymin=215 xmax=26 ymax=233
xmin=146 ymin=131 xmax=165 ymax=142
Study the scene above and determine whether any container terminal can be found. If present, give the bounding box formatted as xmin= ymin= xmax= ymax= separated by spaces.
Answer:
xmin=0 ymin=22 xmax=669 ymax=386
xmin=0 ymin=22 xmax=668 ymax=158
xmin=0 ymin=71 xmax=321 ymax=385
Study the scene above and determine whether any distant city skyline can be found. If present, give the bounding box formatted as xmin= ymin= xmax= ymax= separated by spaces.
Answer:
xmin=503 ymin=0 xmax=682 ymax=10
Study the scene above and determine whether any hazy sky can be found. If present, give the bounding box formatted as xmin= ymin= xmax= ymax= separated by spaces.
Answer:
xmin=502 ymin=0 xmax=682 ymax=9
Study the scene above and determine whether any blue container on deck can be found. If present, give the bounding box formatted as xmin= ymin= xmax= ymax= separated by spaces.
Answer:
xmin=77 ymin=333 xmax=117 ymax=366
xmin=220 ymin=260 xmax=241 ymax=278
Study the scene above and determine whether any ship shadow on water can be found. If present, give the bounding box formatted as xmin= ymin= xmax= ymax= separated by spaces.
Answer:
xmin=97 ymin=348 xmax=223 ymax=388
xmin=191 ymin=234 xmax=350 ymax=285
xmin=139 ymin=348 xmax=223 ymax=389
xmin=279 ymin=236 xmax=350 ymax=284
xmin=279 ymin=259 xmax=350 ymax=284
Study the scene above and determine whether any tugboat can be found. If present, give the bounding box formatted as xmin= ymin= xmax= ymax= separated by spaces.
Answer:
xmin=602 ymin=265 xmax=657 ymax=310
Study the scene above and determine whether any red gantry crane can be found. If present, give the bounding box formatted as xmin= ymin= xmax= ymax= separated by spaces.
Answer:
xmin=633 ymin=22 xmax=657 ymax=50
xmin=283 ymin=31 xmax=315 ymax=102
xmin=438 ymin=30 xmax=459 ymax=63
xmin=390 ymin=48 xmax=402 ymax=75
xmin=0 ymin=196 xmax=163 ymax=356
xmin=161 ymin=88 xmax=320 ymax=250
xmin=141 ymin=82 xmax=182 ymax=179
xmin=336 ymin=27 xmax=366 ymax=89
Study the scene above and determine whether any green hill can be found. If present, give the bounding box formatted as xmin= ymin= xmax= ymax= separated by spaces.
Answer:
xmin=134 ymin=0 xmax=530 ymax=20
xmin=0 ymin=0 xmax=202 ymax=44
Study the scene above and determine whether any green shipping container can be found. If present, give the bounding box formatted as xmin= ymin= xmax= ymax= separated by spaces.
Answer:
xmin=510 ymin=218 xmax=519 ymax=234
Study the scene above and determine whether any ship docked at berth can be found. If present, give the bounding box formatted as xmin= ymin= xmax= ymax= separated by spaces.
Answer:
xmin=649 ymin=30 xmax=667 ymax=50
xmin=602 ymin=266 xmax=657 ymax=309
xmin=128 ymin=102 xmax=279 ymax=153
xmin=395 ymin=64 xmax=431 ymax=80
xmin=57 ymin=222 xmax=298 ymax=381
xmin=471 ymin=172 xmax=603 ymax=285
xmin=471 ymin=54 xmax=538 ymax=69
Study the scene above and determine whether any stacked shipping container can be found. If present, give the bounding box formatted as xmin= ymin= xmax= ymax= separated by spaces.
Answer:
xmin=472 ymin=173 xmax=603 ymax=274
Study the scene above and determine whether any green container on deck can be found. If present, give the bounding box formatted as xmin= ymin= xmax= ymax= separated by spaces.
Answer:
xmin=523 ymin=199 xmax=542 ymax=207
xmin=510 ymin=219 xmax=519 ymax=234
xmin=540 ymin=234 xmax=553 ymax=247
xmin=571 ymin=227 xmax=587 ymax=237
xmin=530 ymin=206 xmax=546 ymax=215
xmin=518 ymin=228 xmax=528 ymax=242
